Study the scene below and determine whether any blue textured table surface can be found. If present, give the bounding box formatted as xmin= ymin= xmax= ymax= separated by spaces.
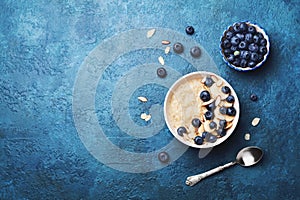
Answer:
xmin=0 ymin=0 xmax=299 ymax=199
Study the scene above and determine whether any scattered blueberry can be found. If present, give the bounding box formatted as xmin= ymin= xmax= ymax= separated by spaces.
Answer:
xmin=200 ymin=90 xmax=211 ymax=102
xmin=177 ymin=126 xmax=187 ymax=136
xmin=158 ymin=152 xmax=169 ymax=163
xmin=202 ymin=131 xmax=209 ymax=138
xmin=157 ymin=67 xmax=167 ymax=78
xmin=226 ymin=95 xmax=235 ymax=103
xmin=185 ymin=26 xmax=195 ymax=35
xmin=204 ymin=77 xmax=214 ymax=87
xmin=250 ymin=94 xmax=258 ymax=101
xmin=219 ymin=120 xmax=227 ymax=129
xmin=209 ymin=121 xmax=217 ymax=129
xmin=206 ymin=134 xmax=217 ymax=143
xmin=217 ymin=128 xmax=227 ymax=137
xmin=190 ymin=46 xmax=201 ymax=58
xmin=191 ymin=118 xmax=201 ymax=128
xmin=194 ymin=136 xmax=204 ymax=145
xmin=204 ymin=110 xmax=214 ymax=120
xmin=206 ymin=102 xmax=216 ymax=111
xmin=173 ymin=42 xmax=184 ymax=54
xmin=226 ymin=107 xmax=237 ymax=116
xmin=219 ymin=107 xmax=227 ymax=115
xmin=221 ymin=86 xmax=231 ymax=94
xmin=231 ymin=36 xmax=240 ymax=46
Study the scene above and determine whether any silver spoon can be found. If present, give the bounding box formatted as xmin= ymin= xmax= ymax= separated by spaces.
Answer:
xmin=186 ymin=146 xmax=263 ymax=186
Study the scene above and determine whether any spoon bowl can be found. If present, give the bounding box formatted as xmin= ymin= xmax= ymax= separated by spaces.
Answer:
xmin=186 ymin=146 xmax=263 ymax=186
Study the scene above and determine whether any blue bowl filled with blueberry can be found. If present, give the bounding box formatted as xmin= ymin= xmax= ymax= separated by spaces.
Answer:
xmin=220 ymin=21 xmax=270 ymax=71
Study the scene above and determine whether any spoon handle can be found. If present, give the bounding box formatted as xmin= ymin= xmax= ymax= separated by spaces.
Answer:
xmin=186 ymin=161 xmax=236 ymax=186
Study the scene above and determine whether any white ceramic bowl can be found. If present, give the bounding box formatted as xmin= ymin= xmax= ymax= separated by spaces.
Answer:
xmin=164 ymin=71 xmax=240 ymax=148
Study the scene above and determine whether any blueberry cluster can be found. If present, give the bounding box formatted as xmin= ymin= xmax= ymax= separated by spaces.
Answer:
xmin=221 ymin=22 xmax=268 ymax=69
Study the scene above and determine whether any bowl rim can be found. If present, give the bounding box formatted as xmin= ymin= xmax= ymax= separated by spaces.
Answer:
xmin=220 ymin=21 xmax=270 ymax=72
xmin=163 ymin=71 xmax=240 ymax=148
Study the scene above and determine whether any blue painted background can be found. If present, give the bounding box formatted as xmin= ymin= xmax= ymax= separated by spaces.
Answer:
xmin=0 ymin=0 xmax=299 ymax=199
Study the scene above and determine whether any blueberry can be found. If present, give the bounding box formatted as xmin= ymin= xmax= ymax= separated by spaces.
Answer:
xmin=225 ymin=31 xmax=234 ymax=40
xmin=219 ymin=120 xmax=227 ymax=129
xmin=259 ymin=46 xmax=267 ymax=55
xmin=158 ymin=152 xmax=169 ymax=163
xmin=238 ymin=41 xmax=247 ymax=49
xmin=241 ymin=51 xmax=251 ymax=60
xmin=245 ymin=33 xmax=253 ymax=43
xmin=219 ymin=107 xmax=227 ymax=114
xmin=204 ymin=77 xmax=214 ymax=87
xmin=249 ymin=43 xmax=259 ymax=52
xmin=173 ymin=42 xmax=184 ymax=54
xmin=251 ymin=52 xmax=259 ymax=61
xmin=230 ymin=45 xmax=238 ymax=52
xmin=233 ymin=23 xmax=241 ymax=33
xmin=200 ymin=90 xmax=211 ymax=102
xmin=209 ymin=121 xmax=217 ymax=129
xmin=253 ymin=34 xmax=260 ymax=44
xmin=226 ymin=54 xmax=235 ymax=63
xmin=239 ymin=22 xmax=248 ymax=32
xmin=191 ymin=118 xmax=201 ymax=128
xmin=206 ymin=102 xmax=216 ymax=111
xmin=248 ymin=61 xmax=257 ymax=68
xmin=190 ymin=46 xmax=201 ymax=58
xmin=232 ymin=58 xmax=241 ymax=66
xmin=250 ymin=94 xmax=258 ymax=101
xmin=223 ymin=49 xmax=232 ymax=56
xmin=258 ymin=54 xmax=264 ymax=62
xmin=177 ymin=126 xmax=187 ymax=136
xmin=217 ymin=128 xmax=227 ymax=137
xmin=185 ymin=26 xmax=195 ymax=35
xmin=260 ymin=38 xmax=267 ymax=46
xmin=194 ymin=136 xmax=203 ymax=145
xmin=240 ymin=59 xmax=248 ymax=68
xmin=204 ymin=110 xmax=214 ymax=120
xmin=202 ymin=132 xmax=209 ymax=138
xmin=226 ymin=95 xmax=235 ymax=103
xmin=226 ymin=107 xmax=237 ymax=116
xmin=206 ymin=133 xmax=217 ymax=143
xmin=222 ymin=39 xmax=231 ymax=49
xmin=157 ymin=67 xmax=167 ymax=78
xmin=257 ymin=32 xmax=264 ymax=39
xmin=236 ymin=33 xmax=245 ymax=40
xmin=231 ymin=36 xmax=240 ymax=46
xmin=221 ymin=86 xmax=231 ymax=94
xmin=248 ymin=25 xmax=256 ymax=34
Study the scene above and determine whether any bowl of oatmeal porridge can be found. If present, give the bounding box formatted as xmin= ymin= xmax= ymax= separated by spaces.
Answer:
xmin=164 ymin=71 xmax=240 ymax=148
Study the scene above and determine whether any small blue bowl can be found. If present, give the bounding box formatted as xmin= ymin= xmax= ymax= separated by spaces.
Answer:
xmin=220 ymin=21 xmax=270 ymax=72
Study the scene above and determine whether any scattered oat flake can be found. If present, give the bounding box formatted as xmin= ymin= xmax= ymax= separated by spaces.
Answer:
xmin=141 ymin=113 xmax=148 ymax=120
xmin=162 ymin=40 xmax=171 ymax=45
xmin=165 ymin=46 xmax=171 ymax=54
xmin=252 ymin=117 xmax=260 ymax=126
xmin=244 ymin=133 xmax=251 ymax=140
xmin=158 ymin=56 xmax=165 ymax=65
xmin=138 ymin=96 xmax=148 ymax=102
xmin=147 ymin=29 xmax=156 ymax=38
xmin=145 ymin=114 xmax=152 ymax=121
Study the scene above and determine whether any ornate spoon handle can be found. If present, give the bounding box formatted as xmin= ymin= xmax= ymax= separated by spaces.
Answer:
xmin=186 ymin=161 xmax=236 ymax=186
